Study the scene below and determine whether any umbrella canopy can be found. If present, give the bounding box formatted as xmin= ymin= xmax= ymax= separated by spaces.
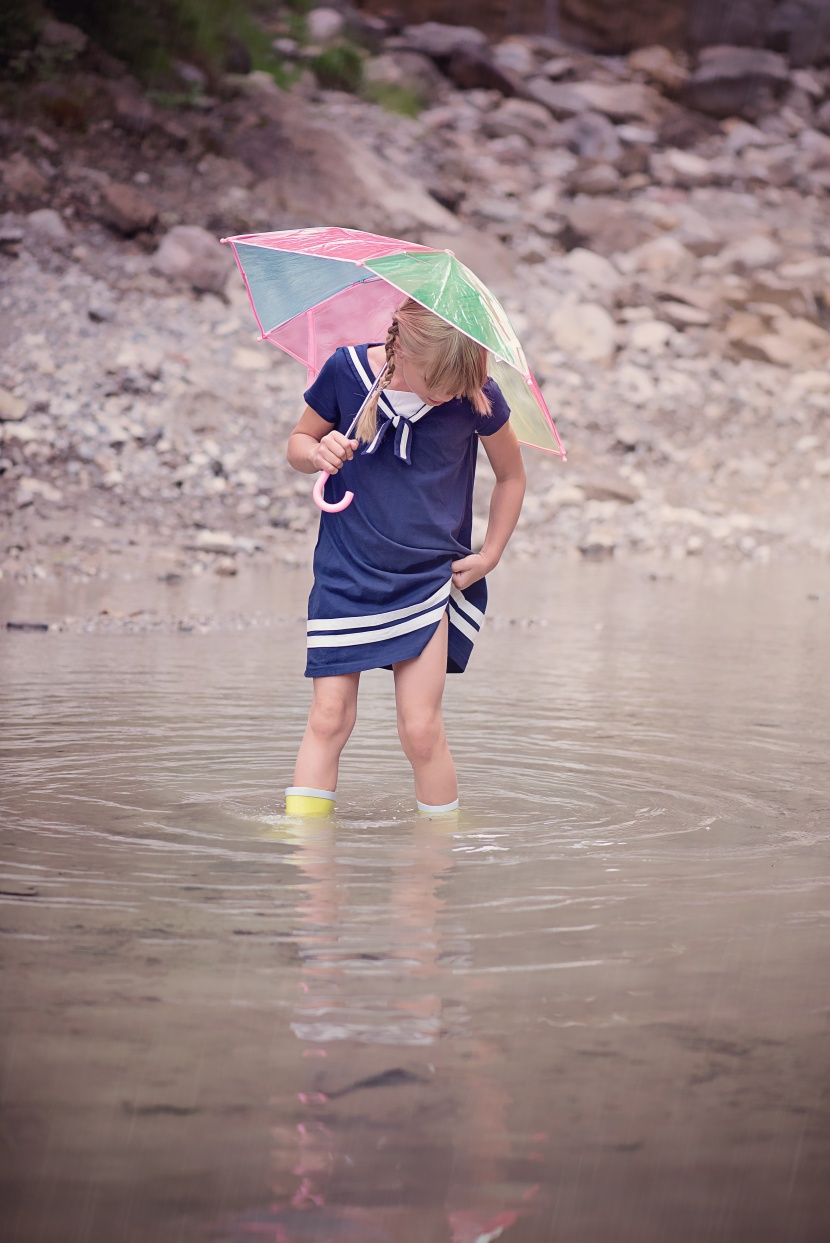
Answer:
xmin=222 ymin=226 xmax=565 ymax=459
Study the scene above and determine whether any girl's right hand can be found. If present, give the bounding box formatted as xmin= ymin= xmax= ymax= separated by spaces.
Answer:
xmin=311 ymin=431 xmax=359 ymax=475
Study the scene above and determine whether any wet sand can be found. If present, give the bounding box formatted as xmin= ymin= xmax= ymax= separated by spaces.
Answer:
xmin=1 ymin=561 xmax=829 ymax=1242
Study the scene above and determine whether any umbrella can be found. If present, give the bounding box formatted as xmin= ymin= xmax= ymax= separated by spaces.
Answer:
xmin=221 ymin=226 xmax=565 ymax=512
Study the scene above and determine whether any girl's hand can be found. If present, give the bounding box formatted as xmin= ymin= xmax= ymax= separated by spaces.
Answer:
xmin=451 ymin=551 xmax=493 ymax=592
xmin=311 ymin=430 xmax=359 ymax=475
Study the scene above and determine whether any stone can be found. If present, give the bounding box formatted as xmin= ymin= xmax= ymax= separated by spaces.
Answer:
xmin=17 ymin=477 xmax=62 ymax=505
xmin=40 ymin=18 xmax=88 ymax=54
xmin=713 ymin=234 xmax=782 ymax=272
xmin=658 ymin=301 xmax=711 ymax=327
xmin=550 ymin=302 xmax=617 ymax=363
xmin=400 ymin=22 xmax=488 ymax=60
xmin=446 ymin=47 xmax=522 ymax=96
xmin=652 ymin=148 xmax=712 ymax=187
xmin=546 ymin=484 xmax=586 ymax=509
xmin=0 ymin=389 xmax=27 ymax=421
xmin=683 ymin=46 xmax=789 ymax=119
xmin=191 ymin=530 xmax=237 ymax=554
xmin=562 ymin=248 xmax=621 ymax=290
xmin=582 ymin=476 xmax=641 ymax=503
xmin=570 ymin=81 xmax=666 ymax=123
xmin=526 ymin=79 xmax=589 ymax=119
xmin=482 ymin=98 xmax=558 ymax=145
xmin=618 ymin=236 xmax=696 ymax=282
xmin=628 ymin=320 xmax=674 ymax=351
xmin=2 ymin=154 xmax=48 ymax=198
xmin=232 ymin=347 xmax=270 ymax=371
xmin=569 ymin=163 xmax=621 ymax=195
xmin=26 ymin=208 xmax=69 ymax=242
xmin=560 ymin=110 xmax=622 ymax=162
xmin=363 ymin=51 xmax=448 ymax=107
xmin=627 ymin=45 xmax=688 ymax=93
xmin=306 ymin=7 xmax=345 ymax=44
xmin=100 ymin=182 xmax=158 ymax=235
xmin=152 ymin=225 xmax=235 ymax=294
xmin=492 ymin=39 xmax=537 ymax=78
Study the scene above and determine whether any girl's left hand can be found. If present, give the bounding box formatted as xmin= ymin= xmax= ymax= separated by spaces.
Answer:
xmin=451 ymin=552 xmax=492 ymax=591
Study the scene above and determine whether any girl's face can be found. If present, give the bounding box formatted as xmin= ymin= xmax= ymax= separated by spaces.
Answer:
xmin=395 ymin=347 xmax=458 ymax=406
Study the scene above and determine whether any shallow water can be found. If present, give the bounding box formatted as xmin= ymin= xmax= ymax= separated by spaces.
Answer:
xmin=1 ymin=562 xmax=829 ymax=1243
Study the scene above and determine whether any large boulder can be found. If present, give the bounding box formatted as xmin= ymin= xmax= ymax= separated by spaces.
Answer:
xmin=682 ymin=46 xmax=790 ymax=118
xmin=152 ymin=226 xmax=235 ymax=294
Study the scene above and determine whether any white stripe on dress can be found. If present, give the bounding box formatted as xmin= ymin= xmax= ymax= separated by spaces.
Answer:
xmin=308 ymin=580 xmax=452 ymax=633
xmin=448 ymin=600 xmax=479 ymax=644
xmin=307 ymin=603 xmax=448 ymax=649
xmin=450 ymin=586 xmax=485 ymax=627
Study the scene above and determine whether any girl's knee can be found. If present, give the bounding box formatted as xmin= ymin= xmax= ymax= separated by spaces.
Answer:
xmin=308 ymin=695 xmax=356 ymax=747
xmin=397 ymin=708 xmax=444 ymax=764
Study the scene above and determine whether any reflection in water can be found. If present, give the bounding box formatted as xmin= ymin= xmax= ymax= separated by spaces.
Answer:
xmin=1 ymin=563 xmax=829 ymax=1242
xmin=220 ymin=819 xmax=538 ymax=1241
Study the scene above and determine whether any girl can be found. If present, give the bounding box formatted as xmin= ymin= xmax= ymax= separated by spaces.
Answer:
xmin=284 ymin=298 xmax=526 ymax=817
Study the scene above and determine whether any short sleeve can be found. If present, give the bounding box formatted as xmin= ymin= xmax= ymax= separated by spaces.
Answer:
xmin=303 ymin=351 xmax=340 ymax=424
xmin=477 ymin=378 xmax=510 ymax=436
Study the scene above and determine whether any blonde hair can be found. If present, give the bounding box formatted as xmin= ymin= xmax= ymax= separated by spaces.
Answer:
xmin=355 ymin=299 xmax=491 ymax=444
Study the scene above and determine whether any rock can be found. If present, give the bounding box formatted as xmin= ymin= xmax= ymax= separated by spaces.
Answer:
xmin=561 ymin=248 xmax=621 ymax=291
xmin=232 ymin=347 xmax=270 ymax=371
xmin=558 ymin=0 xmax=689 ymax=54
xmin=561 ymin=110 xmax=622 ymax=162
xmin=627 ymin=319 xmax=674 ymax=351
xmin=579 ymin=531 xmax=616 ymax=560
xmin=40 ymin=18 xmax=87 ymax=53
xmin=2 ymin=154 xmax=48 ymax=198
xmin=713 ymin=234 xmax=782 ymax=272
xmin=658 ymin=301 xmax=711 ymax=327
xmin=99 ymin=182 xmax=158 ymax=235
xmin=400 ymin=22 xmax=488 ymax=60
xmin=569 ymin=162 xmax=621 ymax=195
xmin=17 ymin=477 xmax=63 ymax=505
xmin=306 ymin=7 xmax=345 ymax=44
xmin=550 ymin=302 xmax=617 ymax=363
xmin=152 ymin=225 xmax=234 ymax=294
xmin=570 ymin=81 xmax=666 ymax=123
xmin=446 ymin=46 xmax=522 ymax=95
xmin=582 ymin=476 xmax=641 ymax=503
xmin=191 ymin=530 xmax=237 ymax=554
xmin=492 ymin=38 xmax=537 ymax=78
xmin=627 ymin=45 xmax=688 ymax=93
xmin=526 ymin=78 xmax=589 ymax=119
xmin=683 ymin=46 xmax=789 ymax=119
xmin=0 ymin=390 xmax=27 ymax=421
xmin=651 ymin=148 xmax=712 ymax=187
xmin=26 ymin=208 xmax=69 ymax=242
xmin=618 ymin=236 xmax=697 ymax=282
xmin=106 ymin=81 xmax=157 ymax=137
xmin=363 ymin=51 xmax=449 ymax=107
xmin=560 ymin=197 xmax=658 ymax=256
xmin=546 ymin=484 xmax=586 ymax=509
xmin=482 ymin=98 xmax=559 ymax=145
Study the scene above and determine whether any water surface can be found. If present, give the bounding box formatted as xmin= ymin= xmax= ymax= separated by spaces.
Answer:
xmin=2 ymin=562 xmax=829 ymax=1242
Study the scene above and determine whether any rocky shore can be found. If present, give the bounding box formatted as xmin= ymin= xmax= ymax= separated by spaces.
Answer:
xmin=2 ymin=11 xmax=830 ymax=621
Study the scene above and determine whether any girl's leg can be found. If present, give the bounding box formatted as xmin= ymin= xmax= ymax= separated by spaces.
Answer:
xmin=293 ymin=672 xmax=360 ymax=793
xmin=393 ymin=614 xmax=458 ymax=807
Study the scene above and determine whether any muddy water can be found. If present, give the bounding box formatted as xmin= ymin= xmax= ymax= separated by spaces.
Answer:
xmin=1 ymin=562 xmax=829 ymax=1243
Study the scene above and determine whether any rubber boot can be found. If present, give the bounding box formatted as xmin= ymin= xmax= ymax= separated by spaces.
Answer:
xmin=285 ymin=786 xmax=335 ymax=817
xmin=417 ymin=798 xmax=459 ymax=817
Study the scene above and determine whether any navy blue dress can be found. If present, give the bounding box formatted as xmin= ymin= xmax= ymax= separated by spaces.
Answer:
xmin=302 ymin=344 xmax=510 ymax=678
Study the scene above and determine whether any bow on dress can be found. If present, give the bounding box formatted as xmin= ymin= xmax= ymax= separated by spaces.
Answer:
xmin=362 ymin=396 xmax=432 ymax=466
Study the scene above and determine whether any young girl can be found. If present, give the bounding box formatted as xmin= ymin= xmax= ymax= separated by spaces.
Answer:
xmin=284 ymin=298 xmax=526 ymax=817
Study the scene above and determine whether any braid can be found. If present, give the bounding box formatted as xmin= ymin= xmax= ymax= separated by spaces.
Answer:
xmin=356 ymin=318 xmax=398 ymax=444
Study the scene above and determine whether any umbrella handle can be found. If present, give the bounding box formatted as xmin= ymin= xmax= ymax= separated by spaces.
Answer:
xmin=312 ymin=472 xmax=354 ymax=513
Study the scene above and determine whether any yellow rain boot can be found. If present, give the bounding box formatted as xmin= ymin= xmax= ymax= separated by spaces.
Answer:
xmin=285 ymin=786 xmax=335 ymax=817
xmin=416 ymin=798 xmax=459 ymax=818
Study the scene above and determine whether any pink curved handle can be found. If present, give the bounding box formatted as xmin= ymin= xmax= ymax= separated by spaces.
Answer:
xmin=312 ymin=472 xmax=354 ymax=513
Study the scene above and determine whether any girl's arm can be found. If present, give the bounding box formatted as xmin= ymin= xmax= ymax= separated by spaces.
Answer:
xmin=451 ymin=422 xmax=526 ymax=592
xmin=287 ymin=406 xmax=358 ymax=475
